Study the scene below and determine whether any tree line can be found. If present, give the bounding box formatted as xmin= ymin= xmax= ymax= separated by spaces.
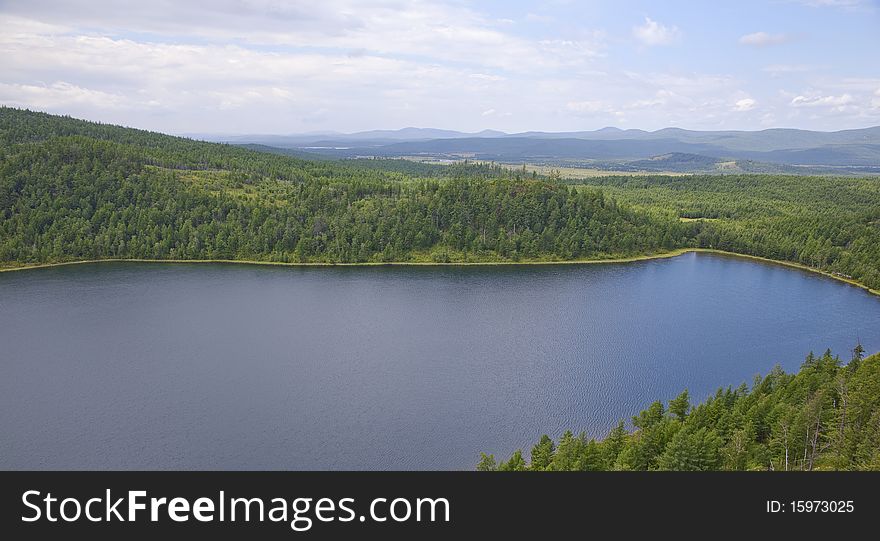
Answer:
xmin=0 ymin=108 xmax=691 ymax=266
xmin=479 ymin=347 xmax=879 ymax=471
xmin=573 ymin=174 xmax=880 ymax=290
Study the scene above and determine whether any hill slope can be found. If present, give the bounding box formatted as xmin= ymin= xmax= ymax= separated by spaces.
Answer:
xmin=0 ymin=107 xmax=689 ymax=267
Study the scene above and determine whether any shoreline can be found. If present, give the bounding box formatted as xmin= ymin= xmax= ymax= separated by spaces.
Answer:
xmin=1 ymin=248 xmax=878 ymax=297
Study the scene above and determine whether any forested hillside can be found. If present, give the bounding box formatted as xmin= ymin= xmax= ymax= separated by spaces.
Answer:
xmin=479 ymin=348 xmax=880 ymax=471
xmin=0 ymin=108 xmax=689 ymax=266
xmin=573 ymin=175 xmax=880 ymax=290
xmin=2 ymin=107 xmax=879 ymax=294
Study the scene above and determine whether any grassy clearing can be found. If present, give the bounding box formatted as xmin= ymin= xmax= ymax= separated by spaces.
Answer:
xmin=469 ymin=161 xmax=690 ymax=179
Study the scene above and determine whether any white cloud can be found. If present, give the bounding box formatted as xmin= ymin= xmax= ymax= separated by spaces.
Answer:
xmin=632 ymin=17 xmax=680 ymax=46
xmin=790 ymin=93 xmax=854 ymax=108
xmin=782 ymin=85 xmax=880 ymax=121
xmin=0 ymin=4 xmax=614 ymax=132
xmin=538 ymin=38 xmax=605 ymax=61
xmin=0 ymin=2 xmax=875 ymax=132
xmin=0 ymin=2 xmax=602 ymax=75
xmin=733 ymin=98 xmax=757 ymax=111
xmin=0 ymin=27 xmax=487 ymax=130
xmin=739 ymin=32 xmax=789 ymax=47
xmin=0 ymin=81 xmax=129 ymax=109
xmin=788 ymin=92 xmax=877 ymax=117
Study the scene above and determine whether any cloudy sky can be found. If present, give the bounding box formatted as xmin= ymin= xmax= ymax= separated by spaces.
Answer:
xmin=1 ymin=0 xmax=878 ymax=134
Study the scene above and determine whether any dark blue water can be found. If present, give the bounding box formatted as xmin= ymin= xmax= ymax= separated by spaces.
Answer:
xmin=1 ymin=252 xmax=879 ymax=470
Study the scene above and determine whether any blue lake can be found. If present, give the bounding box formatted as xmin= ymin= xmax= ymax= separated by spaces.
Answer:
xmin=1 ymin=252 xmax=879 ymax=469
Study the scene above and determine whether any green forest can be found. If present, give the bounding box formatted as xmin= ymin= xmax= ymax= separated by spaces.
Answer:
xmin=479 ymin=348 xmax=880 ymax=471
xmin=1 ymin=107 xmax=880 ymax=296
xmin=571 ymin=174 xmax=880 ymax=291
xmin=0 ymin=108 xmax=691 ymax=266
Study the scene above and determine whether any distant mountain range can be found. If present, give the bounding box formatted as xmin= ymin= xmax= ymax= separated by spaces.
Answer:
xmin=192 ymin=125 xmax=880 ymax=174
xmin=192 ymin=127 xmax=508 ymax=147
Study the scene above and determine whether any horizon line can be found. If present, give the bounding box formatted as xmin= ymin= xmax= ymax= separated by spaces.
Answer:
xmin=4 ymin=106 xmax=880 ymax=138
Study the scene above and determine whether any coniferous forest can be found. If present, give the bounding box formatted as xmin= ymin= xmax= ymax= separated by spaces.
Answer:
xmin=0 ymin=108 xmax=690 ymax=267
xmin=479 ymin=349 xmax=880 ymax=471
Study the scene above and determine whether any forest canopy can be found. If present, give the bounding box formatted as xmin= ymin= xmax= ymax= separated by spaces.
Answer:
xmin=0 ymin=108 xmax=690 ymax=266
xmin=479 ymin=348 xmax=880 ymax=471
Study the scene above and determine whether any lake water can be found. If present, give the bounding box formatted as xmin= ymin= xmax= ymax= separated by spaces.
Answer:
xmin=2 ymin=252 xmax=879 ymax=470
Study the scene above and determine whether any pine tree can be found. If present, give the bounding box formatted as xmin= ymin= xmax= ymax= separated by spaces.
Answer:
xmin=476 ymin=453 xmax=497 ymax=471
xmin=669 ymin=389 xmax=690 ymax=421
xmin=498 ymin=450 xmax=527 ymax=471
xmin=530 ymin=435 xmax=556 ymax=471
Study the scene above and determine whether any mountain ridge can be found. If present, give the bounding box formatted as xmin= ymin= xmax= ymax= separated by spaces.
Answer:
xmin=199 ymin=124 xmax=880 ymax=150
xmin=198 ymin=124 xmax=880 ymax=169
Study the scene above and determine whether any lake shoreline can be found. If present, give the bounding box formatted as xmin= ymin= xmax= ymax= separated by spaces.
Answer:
xmin=2 ymin=248 xmax=878 ymax=297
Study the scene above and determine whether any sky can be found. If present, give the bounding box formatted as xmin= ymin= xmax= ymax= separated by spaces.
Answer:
xmin=1 ymin=0 xmax=879 ymax=134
